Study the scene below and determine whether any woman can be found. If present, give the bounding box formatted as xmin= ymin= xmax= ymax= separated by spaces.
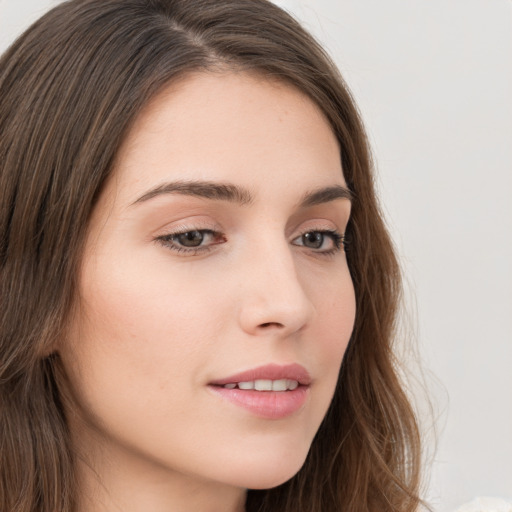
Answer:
xmin=0 ymin=0 xmax=423 ymax=510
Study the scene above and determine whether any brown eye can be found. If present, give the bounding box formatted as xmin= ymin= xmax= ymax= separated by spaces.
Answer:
xmin=175 ymin=230 xmax=205 ymax=247
xmin=156 ymin=229 xmax=226 ymax=255
xmin=302 ymin=232 xmax=324 ymax=249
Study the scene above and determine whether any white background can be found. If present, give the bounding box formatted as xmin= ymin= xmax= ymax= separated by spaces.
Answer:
xmin=1 ymin=1 xmax=511 ymax=510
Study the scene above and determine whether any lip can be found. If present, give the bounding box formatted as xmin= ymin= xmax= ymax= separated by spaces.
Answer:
xmin=209 ymin=363 xmax=312 ymax=387
xmin=208 ymin=363 xmax=311 ymax=420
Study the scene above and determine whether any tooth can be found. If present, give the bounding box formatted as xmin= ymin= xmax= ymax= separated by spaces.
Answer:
xmin=254 ymin=379 xmax=272 ymax=391
xmin=238 ymin=381 xmax=254 ymax=390
xmin=287 ymin=380 xmax=299 ymax=390
xmin=224 ymin=383 xmax=236 ymax=389
xmin=272 ymin=379 xmax=287 ymax=391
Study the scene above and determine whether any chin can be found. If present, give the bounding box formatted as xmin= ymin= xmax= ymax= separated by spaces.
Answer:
xmin=221 ymin=446 xmax=309 ymax=490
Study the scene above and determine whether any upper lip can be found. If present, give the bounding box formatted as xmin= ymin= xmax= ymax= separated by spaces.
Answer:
xmin=209 ymin=363 xmax=312 ymax=386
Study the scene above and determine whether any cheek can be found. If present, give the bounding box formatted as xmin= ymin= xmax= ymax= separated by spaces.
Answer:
xmin=82 ymin=244 xmax=226 ymax=333
xmin=308 ymin=264 xmax=355 ymax=355
xmin=326 ymin=280 xmax=355 ymax=354
xmin=60 ymin=261 xmax=230 ymax=475
xmin=63 ymin=254 xmax=222 ymax=419
xmin=316 ymin=273 xmax=355 ymax=386
xmin=298 ymin=265 xmax=355 ymax=422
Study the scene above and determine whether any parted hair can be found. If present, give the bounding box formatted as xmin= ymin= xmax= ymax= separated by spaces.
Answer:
xmin=0 ymin=0 xmax=422 ymax=510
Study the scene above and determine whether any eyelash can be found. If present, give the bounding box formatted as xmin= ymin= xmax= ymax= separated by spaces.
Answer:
xmin=155 ymin=228 xmax=346 ymax=257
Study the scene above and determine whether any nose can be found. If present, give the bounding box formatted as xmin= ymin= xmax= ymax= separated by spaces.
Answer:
xmin=236 ymin=241 xmax=315 ymax=337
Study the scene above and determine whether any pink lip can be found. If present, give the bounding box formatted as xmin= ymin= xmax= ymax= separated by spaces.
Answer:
xmin=209 ymin=363 xmax=312 ymax=386
xmin=208 ymin=363 xmax=311 ymax=420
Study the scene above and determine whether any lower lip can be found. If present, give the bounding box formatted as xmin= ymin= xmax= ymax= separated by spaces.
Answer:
xmin=209 ymin=385 xmax=309 ymax=420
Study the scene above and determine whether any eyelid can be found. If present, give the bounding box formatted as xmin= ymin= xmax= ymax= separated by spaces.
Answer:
xmin=152 ymin=216 xmax=221 ymax=237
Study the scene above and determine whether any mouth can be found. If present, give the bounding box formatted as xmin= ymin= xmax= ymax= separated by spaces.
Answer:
xmin=209 ymin=362 xmax=311 ymax=388
xmin=216 ymin=379 xmax=300 ymax=391
xmin=208 ymin=363 xmax=311 ymax=420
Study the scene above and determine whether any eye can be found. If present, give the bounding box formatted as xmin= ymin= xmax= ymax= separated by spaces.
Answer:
xmin=156 ymin=229 xmax=225 ymax=254
xmin=292 ymin=229 xmax=344 ymax=254
xmin=174 ymin=230 xmax=208 ymax=247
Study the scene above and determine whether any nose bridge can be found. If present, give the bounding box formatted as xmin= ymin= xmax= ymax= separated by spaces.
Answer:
xmin=237 ymin=233 xmax=315 ymax=336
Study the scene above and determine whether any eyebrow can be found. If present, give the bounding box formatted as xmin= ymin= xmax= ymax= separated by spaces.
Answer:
xmin=132 ymin=180 xmax=253 ymax=206
xmin=131 ymin=180 xmax=352 ymax=207
xmin=299 ymin=185 xmax=353 ymax=207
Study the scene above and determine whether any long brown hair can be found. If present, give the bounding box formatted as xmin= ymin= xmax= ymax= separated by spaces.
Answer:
xmin=0 ymin=0 xmax=422 ymax=510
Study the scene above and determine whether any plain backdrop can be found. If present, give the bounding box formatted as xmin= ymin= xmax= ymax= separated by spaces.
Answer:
xmin=1 ymin=1 xmax=511 ymax=510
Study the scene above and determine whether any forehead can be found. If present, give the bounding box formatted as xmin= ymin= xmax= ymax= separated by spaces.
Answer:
xmin=110 ymin=71 xmax=345 ymax=206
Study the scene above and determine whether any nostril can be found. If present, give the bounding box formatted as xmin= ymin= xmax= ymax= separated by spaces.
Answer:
xmin=259 ymin=322 xmax=283 ymax=329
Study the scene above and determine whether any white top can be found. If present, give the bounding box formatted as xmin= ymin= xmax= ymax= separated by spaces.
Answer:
xmin=455 ymin=497 xmax=512 ymax=512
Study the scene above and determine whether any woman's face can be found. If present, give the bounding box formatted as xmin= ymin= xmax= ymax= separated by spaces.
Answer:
xmin=60 ymin=72 xmax=355 ymax=497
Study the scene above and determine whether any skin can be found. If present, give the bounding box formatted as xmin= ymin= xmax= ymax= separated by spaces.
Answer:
xmin=59 ymin=71 xmax=356 ymax=512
